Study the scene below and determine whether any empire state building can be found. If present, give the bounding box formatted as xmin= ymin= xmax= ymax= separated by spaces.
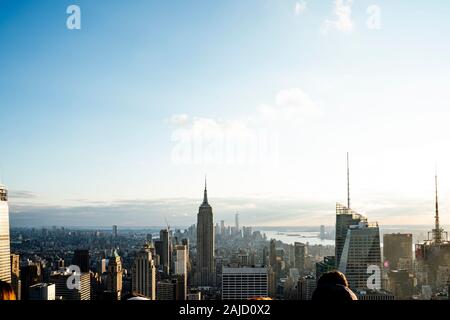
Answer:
xmin=196 ymin=179 xmax=215 ymax=287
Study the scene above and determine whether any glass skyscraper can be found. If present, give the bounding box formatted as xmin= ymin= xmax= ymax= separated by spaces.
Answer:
xmin=338 ymin=221 xmax=382 ymax=290
xmin=0 ymin=183 xmax=11 ymax=283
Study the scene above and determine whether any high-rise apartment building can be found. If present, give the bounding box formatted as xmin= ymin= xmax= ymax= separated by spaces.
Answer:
xmin=196 ymin=179 xmax=215 ymax=287
xmin=132 ymin=246 xmax=156 ymax=299
xmin=294 ymin=242 xmax=306 ymax=275
xmin=222 ymin=266 xmax=268 ymax=300
xmin=107 ymin=250 xmax=123 ymax=300
xmin=0 ymin=183 xmax=11 ymax=283
xmin=383 ymin=233 xmax=413 ymax=270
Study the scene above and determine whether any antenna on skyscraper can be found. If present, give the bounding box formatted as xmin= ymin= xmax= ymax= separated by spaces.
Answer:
xmin=347 ymin=152 xmax=350 ymax=209
xmin=202 ymin=174 xmax=209 ymax=205
xmin=434 ymin=165 xmax=442 ymax=243
xmin=165 ymin=217 xmax=170 ymax=231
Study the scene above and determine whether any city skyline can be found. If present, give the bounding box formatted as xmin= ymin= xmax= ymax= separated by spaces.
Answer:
xmin=3 ymin=0 xmax=450 ymax=227
xmin=5 ymin=166 xmax=450 ymax=227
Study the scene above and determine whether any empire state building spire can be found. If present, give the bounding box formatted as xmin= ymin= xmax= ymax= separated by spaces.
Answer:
xmin=202 ymin=175 xmax=209 ymax=206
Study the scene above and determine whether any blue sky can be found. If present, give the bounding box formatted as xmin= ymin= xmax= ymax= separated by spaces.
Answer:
xmin=2 ymin=0 xmax=450 ymax=227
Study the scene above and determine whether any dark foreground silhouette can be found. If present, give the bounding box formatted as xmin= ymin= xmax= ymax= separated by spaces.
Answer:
xmin=312 ymin=271 xmax=358 ymax=301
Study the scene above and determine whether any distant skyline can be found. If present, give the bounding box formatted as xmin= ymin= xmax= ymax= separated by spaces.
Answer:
xmin=2 ymin=1 xmax=450 ymax=227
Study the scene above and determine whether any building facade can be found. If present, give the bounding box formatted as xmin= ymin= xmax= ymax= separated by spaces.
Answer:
xmin=383 ymin=233 xmax=413 ymax=270
xmin=196 ymin=180 xmax=215 ymax=287
xmin=50 ymin=271 xmax=90 ymax=300
xmin=107 ymin=250 xmax=123 ymax=300
xmin=160 ymin=229 xmax=171 ymax=275
xmin=29 ymin=283 xmax=56 ymax=300
xmin=10 ymin=253 xmax=21 ymax=299
xmin=132 ymin=247 xmax=156 ymax=299
xmin=0 ymin=184 xmax=11 ymax=283
xmin=335 ymin=203 xmax=366 ymax=268
xmin=294 ymin=242 xmax=306 ymax=275
xmin=338 ymin=221 xmax=382 ymax=290
xmin=222 ymin=266 xmax=268 ymax=300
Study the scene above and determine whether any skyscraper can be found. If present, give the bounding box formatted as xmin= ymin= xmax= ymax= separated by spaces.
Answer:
xmin=112 ymin=225 xmax=118 ymax=238
xmin=335 ymin=154 xmax=366 ymax=267
xmin=294 ymin=242 xmax=306 ymax=275
xmin=196 ymin=178 xmax=215 ymax=287
xmin=335 ymin=154 xmax=382 ymax=290
xmin=0 ymin=183 xmax=11 ymax=283
xmin=20 ymin=262 xmax=42 ymax=300
xmin=336 ymin=206 xmax=367 ymax=268
xmin=174 ymin=245 xmax=187 ymax=277
xmin=269 ymin=239 xmax=277 ymax=269
xmin=235 ymin=212 xmax=239 ymax=234
xmin=220 ymin=220 xmax=225 ymax=235
xmin=132 ymin=246 xmax=156 ymax=300
xmin=107 ymin=250 xmax=123 ymax=300
xmin=338 ymin=221 xmax=382 ymax=290
xmin=174 ymin=244 xmax=188 ymax=299
xmin=415 ymin=173 xmax=450 ymax=290
xmin=320 ymin=225 xmax=325 ymax=240
xmin=160 ymin=229 xmax=170 ymax=275
xmin=73 ymin=249 xmax=90 ymax=273
xmin=383 ymin=234 xmax=413 ymax=270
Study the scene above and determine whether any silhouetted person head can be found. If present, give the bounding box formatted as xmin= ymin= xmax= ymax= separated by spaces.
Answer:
xmin=0 ymin=281 xmax=16 ymax=300
xmin=312 ymin=271 xmax=358 ymax=301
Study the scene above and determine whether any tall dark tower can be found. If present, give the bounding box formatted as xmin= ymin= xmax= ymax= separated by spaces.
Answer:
xmin=335 ymin=153 xmax=365 ymax=267
xmin=159 ymin=229 xmax=170 ymax=275
xmin=430 ymin=172 xmax=445 ymax=243
xmin=196 ymin=177 xmax=215 ymax=287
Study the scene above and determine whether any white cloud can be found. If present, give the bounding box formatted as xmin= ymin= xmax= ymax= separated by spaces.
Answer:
xmin=257 ymin=88 xmax=320 ymax=123
xmin=322 ymin=0 xmax=353 ymax=35
xmin=168 ymin=113 xmax=190 ymax=126
xmin=295 ymin=1 xmax=307 ymax=16
xmin=169 ymin=88 xmax=319 ymax=166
